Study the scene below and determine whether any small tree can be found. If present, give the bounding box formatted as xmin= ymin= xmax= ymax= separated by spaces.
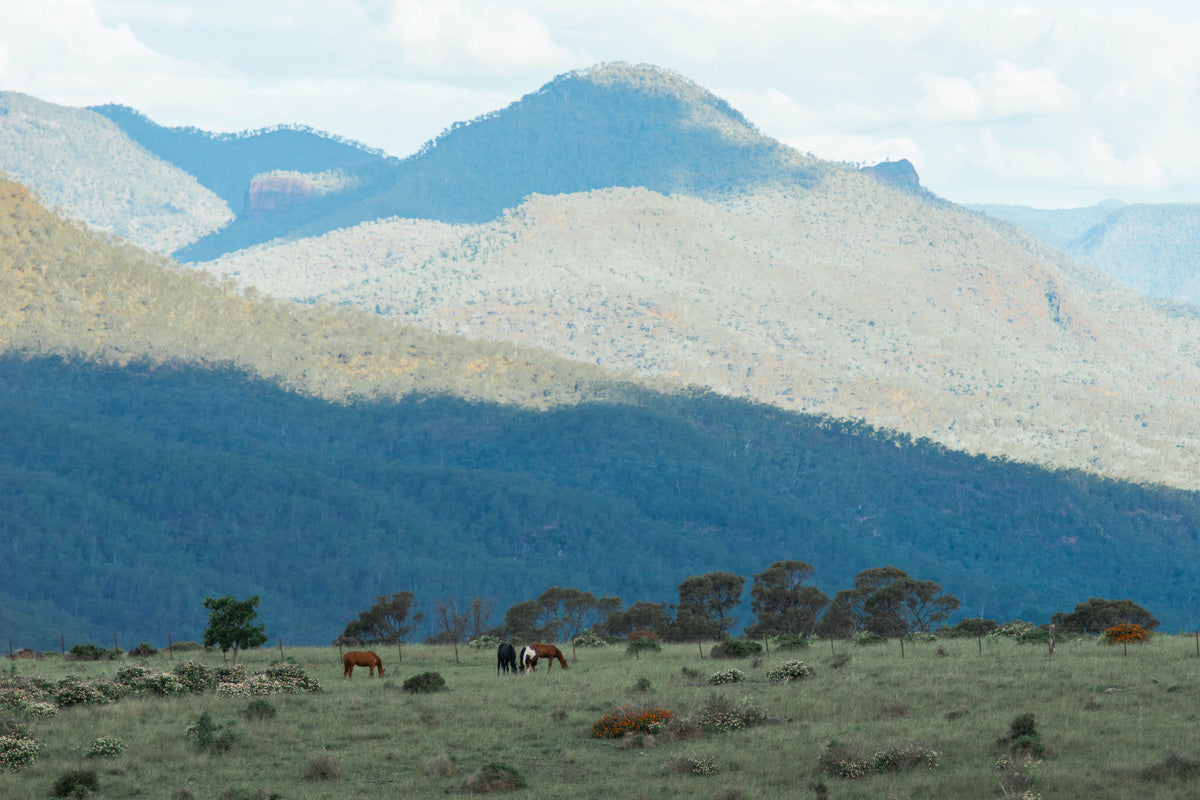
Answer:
xmin=672 ymin=571 xmax=745 ymax=640
xmin=746 ymin=560 xmax=830 ymax=638
xmin=1052 ymin=598 xmax=1160 ymax=634
xmin=433 ymin=597 xmax=492 ymax=663
xmin=202 ymin=596 xmax=267 ymax=665
xmin=823 ymin=567 xmax=959 ymax=637
xmin=338 ymin=592 xmax=422 ymax=645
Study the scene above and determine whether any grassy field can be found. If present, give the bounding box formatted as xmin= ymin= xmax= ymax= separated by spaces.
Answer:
xmin=3 ymin=635 xmax=1200 ymax=799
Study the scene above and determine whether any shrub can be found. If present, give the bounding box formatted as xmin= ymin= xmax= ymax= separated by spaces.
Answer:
xmin=128 ymin=642 xmax=157 ymax=657
xmin=303 ymin=754 xmax=342 ymax=781
xmin=426 ymin=752 xmax=458 ymax=777
xmin=707 ymin=668 xmax=744 ymax=685
xmin=403 ymin=671 xmax=446 ymax=694
xmin=214 ymin=664 xmax=247 ymax=685
xmin=116 ymin=665 xmax=153 ymax=685
xmin=467 ymin=634 xmax=504 ymax=650
xmin=54 ymin=677 xmax=112 ymax=707
xmin=51 ymin=769 xmax=99 ymax=797
xmin=1144 ymin=750 xmax=1200 ymax=782
xmin=818 ymin=739 xmax=870 ymax=779
xmin=666 ymin=754 xmax=719 ymax=776
xmin=870 ymin=742 xmax=939 ymax=772
xmin=589 ymin=705 xmax=674 ymax=738
xmin=186 ymin=711 xmax=241 ymax=753
xmin=695 ymin=694 xmax=767 ymax=733
xmin=766 ymin=659 xmax=812 ymax=682
xmin=573 ymin=630 xmax=607 ymax=648
xmin=0 ymin=732 xmax=43 ymax=772
xmin=67 ymin=643 xmax=119 ymax=661
xmin=999 ymin=713 xmax=1046 ymax=758
xmin=903 ymin=632 xmax=938 ymax=643
xmin=461 ymin=761 xmax=526 ymax=792
xmin=770 ymin=634 xmax=810 ymax=651
xmin=710 ymin=639 xmax=762 ymax=659
xmin=627 ymin=637 xmax=661 ymax=655
xmin=987 ymin=620 xmax=1035 ymax=640
xmin=631 ymin=676 xmax=656 ymax=692
xmin=261 ymin=662 xmax=321 ymax=693
xmin=86 ymin=737 xmax=127 ymax=758
xmin=173 ymin=661 xmax=215 ymax=693
xmin=1104 ymin=623 xmax=1152 ymax=645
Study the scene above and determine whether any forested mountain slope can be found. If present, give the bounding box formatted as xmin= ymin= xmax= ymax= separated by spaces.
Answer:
xmin=204 ymin=176 xmax=1200 ymax=492
xmin=4 ymin=176 xmax=1200 ymax=648
xmin=0 ymin=92 xmax=231 ymax=252
xmin=172 ymin=63 xmax=825 ymax=261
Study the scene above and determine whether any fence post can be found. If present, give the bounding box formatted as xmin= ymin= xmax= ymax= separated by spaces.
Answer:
xmin=113 ymin=633 xmax=119 ymax=654
xmin=697 ymin=637 xmax=704 ymax=659
xmin=1048 ymin=624 xmax=1055 ymax=656
xmin=278 ymin=636 xmax=284 ymax=660
xmin=977 ymin=632 xmax=982 ymax=655
xmin=61 ymin=634 xmax=65 ymax=658
xmin=900 ymin=637 xmax=905 ymax=659
xmin=829 ymin=636 xmax=835 ymax=658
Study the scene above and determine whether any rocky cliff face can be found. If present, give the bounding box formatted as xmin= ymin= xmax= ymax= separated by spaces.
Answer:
xmin=861 ymin=159 xmax=920 ymax=189
xmin=244 ymin=174 xmax=314 ymax=214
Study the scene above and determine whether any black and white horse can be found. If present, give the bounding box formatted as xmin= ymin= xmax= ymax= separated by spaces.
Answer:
xmin=519 ymin=645 xmax=539 ymax=673
xmin=497 ymin=642 xmax=517 ymax=675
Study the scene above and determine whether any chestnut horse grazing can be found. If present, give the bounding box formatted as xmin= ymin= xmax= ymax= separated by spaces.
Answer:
xmin=342 ymin=650 xmax=385 ymax=678
xmin=497 ymin=642 xmax=517 ymax=675
xmin=528 ymin=643 xmax=568 ymax=671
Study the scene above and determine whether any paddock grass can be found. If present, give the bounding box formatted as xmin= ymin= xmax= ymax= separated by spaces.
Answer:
xmin=4 ymin=635 xmax=1200 ymax=798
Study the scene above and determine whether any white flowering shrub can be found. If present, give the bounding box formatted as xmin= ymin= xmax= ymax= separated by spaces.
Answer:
xmin=573 ymin=630 xmax=608 ymax=648
xmin=467 ymin=634 xmax=505 ymax=650
xmin=214 ymin=664 xmax=247 ymax=684
xmin=86 ymin=737 xmax=127 ymax=758
xmin=695 ymin=694 xmax=767 ymax=733
xmin=766 ymin=659 xmax=812 ymax=683
xmin=173 ymin=660 xmax=215 ymax=693
xmin=262 ymin=662 xmax=321 ymax=693
xmin=54 ymin=676 xmax=112 ymax=707
xmin=0 ymin=733 xmax=42 ymax=772
xmin=870 ymin=742 xmax=940 ymax=772
xmin=707 ymin=668 xmax=744 ymax=686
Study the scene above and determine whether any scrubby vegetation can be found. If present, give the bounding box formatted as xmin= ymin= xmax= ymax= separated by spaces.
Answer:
xmin=2 ymin=638 xmax=1200 ymax=797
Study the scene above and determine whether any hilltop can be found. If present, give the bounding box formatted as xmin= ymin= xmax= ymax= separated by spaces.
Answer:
xmin=0 ymin=91 xmax=232 ymax=251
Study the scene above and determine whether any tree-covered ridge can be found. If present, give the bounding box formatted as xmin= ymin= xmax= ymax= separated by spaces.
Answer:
xmin=173 ymin=63 xmax=826 ymax=260
xmin=202 ymin=179 xmax=1200 ymax=492
xmin=0 ymin=177 xmax=646 ymax=407
xmin=0 ymin=92 xmax=231 ymax=251
xmin=4 ymin=353 xmax=1200 ymax=651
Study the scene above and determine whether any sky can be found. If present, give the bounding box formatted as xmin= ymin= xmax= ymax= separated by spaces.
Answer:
xmin=5 ymin=0 xmax=1200 ymax=208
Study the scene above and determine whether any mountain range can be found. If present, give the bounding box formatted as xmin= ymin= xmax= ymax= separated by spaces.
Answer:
xmin=3 ymin=62 xmax=1200 ymax=645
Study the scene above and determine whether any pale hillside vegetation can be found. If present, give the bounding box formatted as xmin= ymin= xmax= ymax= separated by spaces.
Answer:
xmin=0 ymin=92 xmax=232 ymax=251
xmin=203 ymin=168 xmax=1200 ymax=491
xmin=0 ymin=178 xmax=644 ymax=407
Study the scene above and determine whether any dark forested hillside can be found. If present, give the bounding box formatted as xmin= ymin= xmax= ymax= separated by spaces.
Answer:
xmin=4 ymin=355 xmax=1199 ymax=650
xmin=173 ymin=63 xmax=824 ymax=261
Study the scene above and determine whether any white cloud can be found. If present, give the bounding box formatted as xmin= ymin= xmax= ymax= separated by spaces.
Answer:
xmin=915 ymin=61 xmax=1075 ymax=124
xmin=380 ymin=0 xmax=578 ymax=75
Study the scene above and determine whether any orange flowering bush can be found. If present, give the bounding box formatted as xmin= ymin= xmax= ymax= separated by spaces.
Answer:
xmin=589 ymin=705 xmax=674 ymax=739
xmin=1103 ymin=623 xmax=1151 ymax=644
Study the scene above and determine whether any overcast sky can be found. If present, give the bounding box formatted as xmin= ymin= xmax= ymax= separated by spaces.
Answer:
xmin=5 ymin=0 xmax=1200 ymax=208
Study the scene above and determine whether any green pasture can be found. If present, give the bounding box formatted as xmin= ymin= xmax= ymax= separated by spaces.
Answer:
xmin=3 ymin=635 xmax=1200 ymax=799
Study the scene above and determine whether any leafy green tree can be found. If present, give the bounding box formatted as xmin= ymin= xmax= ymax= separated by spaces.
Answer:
xmin=672 ymin=571 xmax=745 ymax=640
xmin=537 ymin=586 xmax=598 ymax=642
xmin=824 ymin=567 xmax=959 ymax=636
xmin=503 ymin=600 xmax=543 ymax=641
xmin=1052 ymin=598 xmax=1160 ymax=634
xmin=607 ymin=600 xmax=673 ymax=638
xmin=746 ymin=560 xmax=830 ymax=637
xmin=337 ymin=591 xmax=422 ymax=645
xmin=202 ymin=595 xmax=268 ymax=665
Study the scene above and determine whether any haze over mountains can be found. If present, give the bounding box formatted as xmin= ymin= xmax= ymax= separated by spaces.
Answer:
xmin=5 ymin=62 xmax=1200 ymax=644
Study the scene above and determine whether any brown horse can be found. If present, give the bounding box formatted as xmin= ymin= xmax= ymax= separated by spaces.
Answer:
xmin=342 ymin=650 xmax=384 ymax=678
xmin=528 ymin=643 xmax=568 ymax=671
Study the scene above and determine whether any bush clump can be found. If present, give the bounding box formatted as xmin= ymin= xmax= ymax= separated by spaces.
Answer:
xmin=51 ymin=769 xmax=99 ymax=797
xmin=403 ymin=671 xmax=447 ymax=694
xmin=173 ymin=661 xmax=216 ymax=693
xmin=710 ymin=639 xmax=762 ymax=659
xmin=461 ymin=761 xmax=527 ymax=792
xmin=1144 ymin=750 xmax=1200 ymax=782
xmin=590 ymin=705 xmax=674 ymax=738
xmin=0 ymin=729 xmax=43 ymax=773
xmin=766 ymin=659 xmax=812 ymax=683
xmin=999 ymin=713 xmax=1046 ymax=758
xmin=1104 ymin=623 xmax=1152 ymax=645
xmin=870 ymin=742 xmax=940 ymax=772
xmin=695 ymin=694 xmax=767 ymax=733
xmin=186 ymin=711 xmax=241 ymax=753
xmin=466 ymin=634 xmax=504 ymax=650
xmin=707 ymin=668 xmax=744 ymax=685
xmin=573 ymin=630 xmax=607 ymax=648
xmin=243 ymin=699 xmax=277 ymax=721
xmin=303 ymin=753 xmax=342 ymax=781
xmin=67 ymin=643 xmax=119 ymax=662
xmin=86 ymin=737 xmax=127 ymax=758
xmin=770 ymin=634 xmax=810 ymax=651
xmin=53 ymin=677 xmax=112 ymax=707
